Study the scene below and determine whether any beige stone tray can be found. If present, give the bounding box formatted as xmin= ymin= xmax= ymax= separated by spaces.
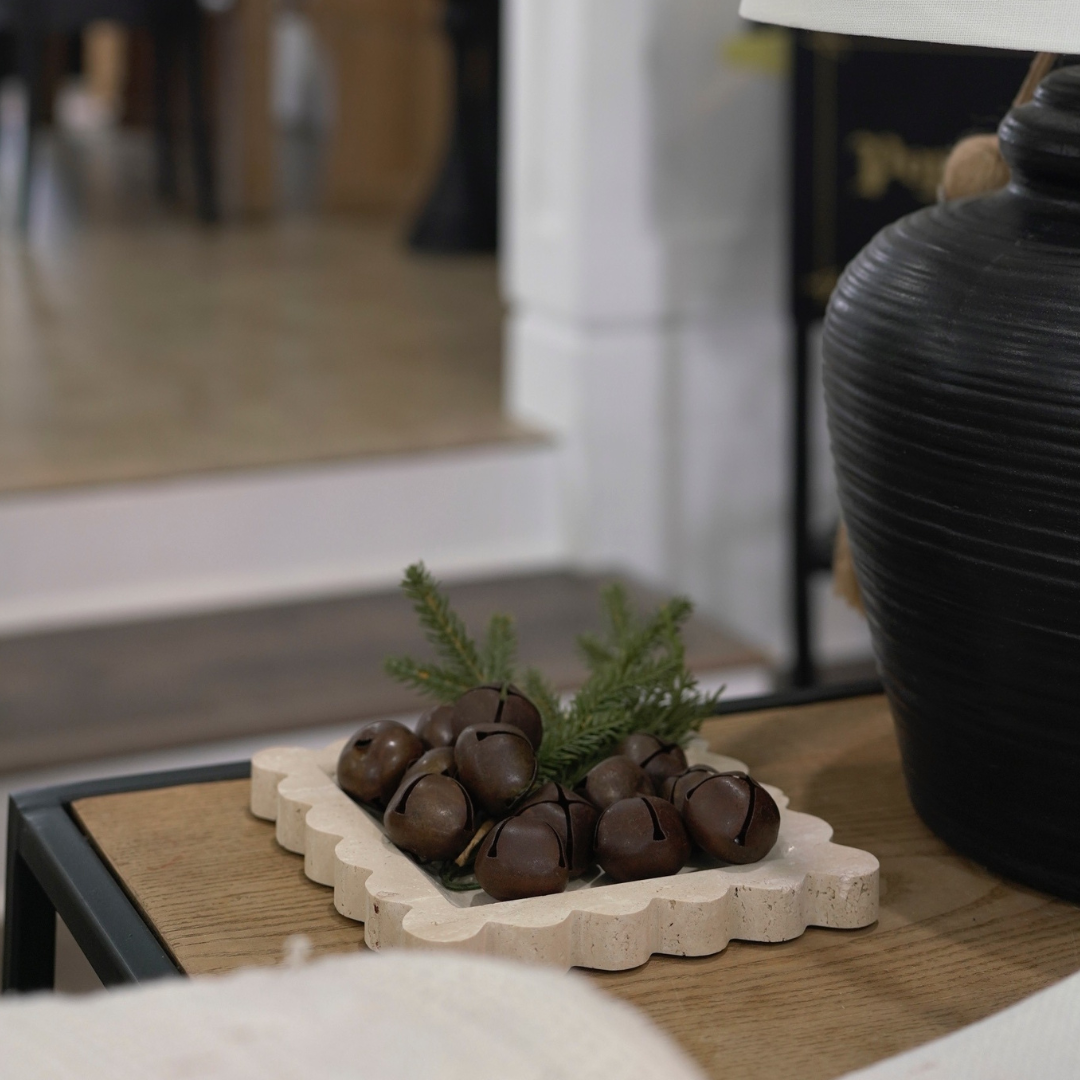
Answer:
xmin=250 ymin=740 xmax=879 ymax=971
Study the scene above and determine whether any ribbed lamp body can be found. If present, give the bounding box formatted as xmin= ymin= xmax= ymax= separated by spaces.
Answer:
xmin=823 ymin=69 xmax=1080 ymax=899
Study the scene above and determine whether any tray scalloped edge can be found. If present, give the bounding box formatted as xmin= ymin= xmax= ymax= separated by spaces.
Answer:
xmin=250 ymin=739 xmax=879 ymax=971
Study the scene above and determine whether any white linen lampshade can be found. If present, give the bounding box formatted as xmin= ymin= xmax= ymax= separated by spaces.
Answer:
xmin=738 ymin=1 xmax=1080 ymax=54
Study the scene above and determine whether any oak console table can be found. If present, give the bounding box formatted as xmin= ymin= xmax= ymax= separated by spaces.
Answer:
xmin=6 ymin=686 xmax=1080 ymax=1079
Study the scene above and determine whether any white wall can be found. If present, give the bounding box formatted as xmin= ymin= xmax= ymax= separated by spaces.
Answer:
xmin=0 ymin=444 xmax=564 ymax=635
xmin=504 ymin=0 xmax=871 ymax=664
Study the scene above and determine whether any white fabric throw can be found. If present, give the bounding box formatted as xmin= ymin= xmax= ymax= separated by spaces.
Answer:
xmin=0 ymin=950 xmax=705 ymax=1080
xmin=739 ymin=0 xmax=1080 ymax=54
xmin=840 ymin=967 xmax=1080 ymax=1080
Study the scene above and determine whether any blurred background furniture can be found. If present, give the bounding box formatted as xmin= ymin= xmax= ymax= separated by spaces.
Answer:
xmin=0 ymin=0 xmax=219 ymax=224
xmin=304 ymin=0 xmax=450 ymax=216
xmin=409 ymin=0 xmax=499 ymax=252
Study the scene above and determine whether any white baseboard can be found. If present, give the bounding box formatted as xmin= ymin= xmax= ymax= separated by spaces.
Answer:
xmin=0 ymin=442 xmax=566 ymax=636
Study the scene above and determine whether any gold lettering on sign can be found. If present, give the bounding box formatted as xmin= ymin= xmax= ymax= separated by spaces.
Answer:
xmin=802 ymin=267 xmax=839 ymax=307
xmin=847 ymin=131 xmax=951 ymax=204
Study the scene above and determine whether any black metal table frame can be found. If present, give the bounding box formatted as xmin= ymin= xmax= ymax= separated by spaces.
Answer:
xmin=2 ymin=679 xmax=881 ymax=994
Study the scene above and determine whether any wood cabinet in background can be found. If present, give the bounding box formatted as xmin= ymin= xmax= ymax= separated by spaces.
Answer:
xmin=212 ymin=0 xmax=449 ymax=218
xmin=214 ymin=0 xmax=276 ymax=216
xmin=308 ymin=0 xmax=450 ymax=214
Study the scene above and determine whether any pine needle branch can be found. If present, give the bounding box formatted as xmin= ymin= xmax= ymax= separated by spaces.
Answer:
xmin=522 ymin=668 xmax=564 ymax=731
xmin=603 ymin=583 xmax=634 ymax=642
xmin=537 ymin=652 xmax=678 ymax=786
xmin=402 ymin=562 xmax=485 ymax=683
xmin=480 ymin=614 xmax=517 ymax=684
xmin=383 ymin=656 xmax=475 ymax=704
xmin=384 ymin=563 xmax=486 ymax=700
xmin=384 ymin=565 xmax=722 ymax=785
xmin=538 ymin=586 xmax=718 ymax=787
xmin=575 ymin=634 xmax=614 ymax=671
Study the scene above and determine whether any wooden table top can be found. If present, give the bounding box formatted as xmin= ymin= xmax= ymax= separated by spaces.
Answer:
xmin=71 ymin=693 xmax=1080 ymax=1080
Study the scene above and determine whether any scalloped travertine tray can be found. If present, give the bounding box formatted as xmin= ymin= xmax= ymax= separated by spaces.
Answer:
xmin=250 ymin=739 xmax=879 ymax=971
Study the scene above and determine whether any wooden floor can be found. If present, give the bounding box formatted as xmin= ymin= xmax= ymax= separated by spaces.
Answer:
xmin=0 ymin=215 xmax=530 ymax=493
xmin=0 ymin=571 xmax=763 ymax=776
xmin=0 ymin=128 xmax=523 ymax=493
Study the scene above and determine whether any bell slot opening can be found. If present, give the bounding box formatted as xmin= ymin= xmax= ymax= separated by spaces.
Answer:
xmin=642 ymin=798 xmax=666 ymax=842
xmin=735 ymin=782 xmax=757 ymax=847
xmin=393 ymin=775 xmax=427 ymax=814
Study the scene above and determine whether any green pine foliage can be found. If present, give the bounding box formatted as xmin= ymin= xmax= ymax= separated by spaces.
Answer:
xmin=521 ymin=667 xmax=564 ymax=732
xmin=382 ymin=656 xmax=475 ymax=703
xmin=536 ymin=588 xmax=723 ymax=788
xmin=480 ymin=614 xmax=517 ymax=685
xmin=384 ymin=563 xmax=723 ymax=789
xmin=383 ymin=562 xmax=505 ymax=701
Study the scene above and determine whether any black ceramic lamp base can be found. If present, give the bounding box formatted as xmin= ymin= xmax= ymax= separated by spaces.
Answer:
xmin=824 ymin=66 xmax=1080 ymax=902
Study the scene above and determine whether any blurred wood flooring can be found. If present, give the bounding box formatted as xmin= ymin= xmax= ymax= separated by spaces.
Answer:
xmin=0 ymin=571 xmax=765 ymax=776
xmin=0 ymin=213 xmax=533 ymax=494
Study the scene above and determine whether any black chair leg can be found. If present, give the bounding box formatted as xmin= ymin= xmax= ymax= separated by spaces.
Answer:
xmin=3 ymin=822 xmax=57 ymax=994
xmin=182 ymin=3 xmax=217 ymax=222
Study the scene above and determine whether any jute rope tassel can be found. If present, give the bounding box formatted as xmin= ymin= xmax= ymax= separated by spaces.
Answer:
xmin=833 ymin=520 xmax=863 ymax=613
xmin=833 ymin=51 xmax=1058 ymax=614
xmin=939 ymin=51 xmax=1058 ymax=200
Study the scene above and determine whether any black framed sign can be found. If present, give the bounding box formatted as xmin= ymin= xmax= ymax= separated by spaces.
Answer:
xmin=792 ymin=33 xmax=1031 ymax=322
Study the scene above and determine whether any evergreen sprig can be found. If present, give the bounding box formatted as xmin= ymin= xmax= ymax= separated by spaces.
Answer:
xmin=384 ymin=563 xmax=523 ymax=703
xmin=480 ymin=614 xmax=517 ymax=685
xmin=522 ymin=667 xmax=564 ymax=732
xmin=535 ymin=586 xmax=722 ymax=787
xmin=384 ymin=564 xmax=723 ymax=791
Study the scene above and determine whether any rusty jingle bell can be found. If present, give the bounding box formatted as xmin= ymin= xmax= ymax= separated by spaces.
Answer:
xmin=662 ymin=764 xmax=719 ymax=814
xmin=401 ymin=746 xmax=457 ymax=784
xmin=594 ymin=795 xmax=692 ymax=882
xmin=448 ymin=684 xmax=544 ymax=750
xmin=337 ymin=720 xmax=424 ymax=808
xmin=682 ymin=772 xmax=780 ymax=864
xmin=383 ymin=772 xmax=475 ymax=862
xmin=516 ymin=781 xmax=598 ymax=876
xmin=454 ymin=723 xmax=537 ymax=816
xmin=417 ymin=704 xmax=457 ymax=749
xmin=581 ymin=755 xmax=654 ymax=811
xmin=618 ymin=732 xmax=689 ymax=792
xmin=474 ymin=815 xmax=569 ymax=901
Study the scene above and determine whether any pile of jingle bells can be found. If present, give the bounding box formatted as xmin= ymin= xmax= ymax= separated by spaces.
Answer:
xmin=337 ymin=684 xmax=781 ymax=901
